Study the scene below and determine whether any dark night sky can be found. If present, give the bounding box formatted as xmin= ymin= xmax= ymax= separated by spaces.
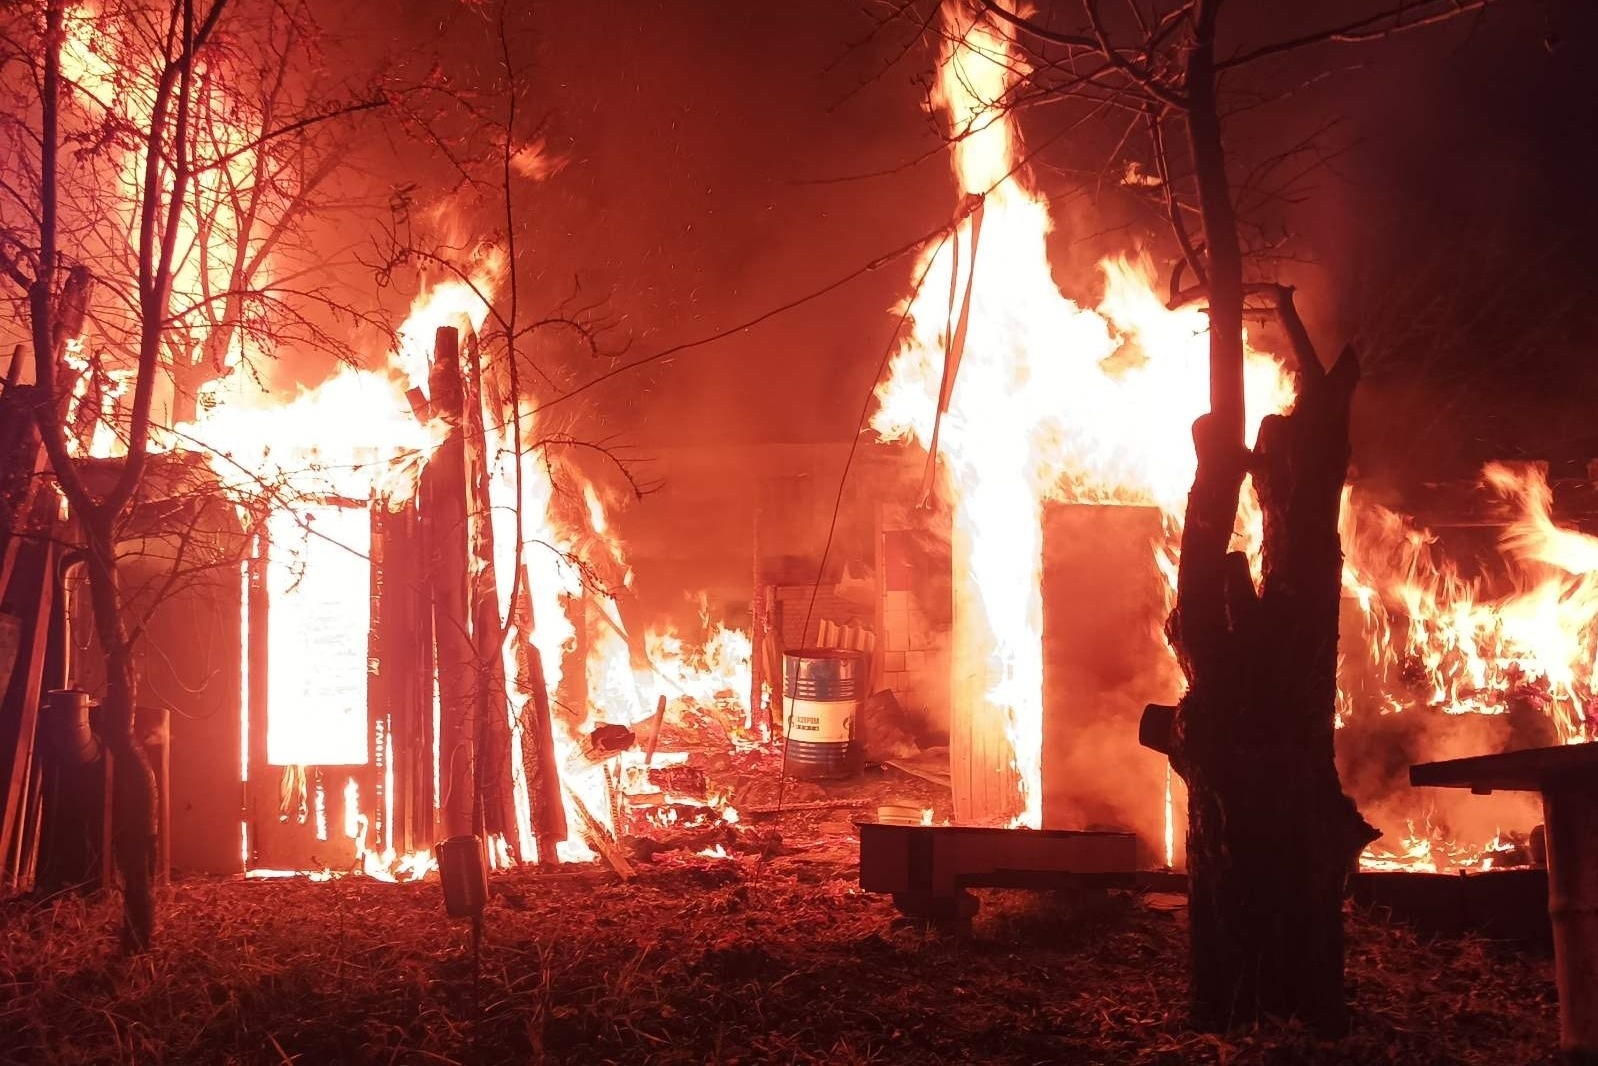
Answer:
xmin=348 ymin=1 xmax=1597 ymax=477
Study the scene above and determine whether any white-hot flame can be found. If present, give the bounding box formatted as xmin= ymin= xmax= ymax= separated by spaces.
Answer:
xmin=872 ymin=2 xmax=1293 ymax=827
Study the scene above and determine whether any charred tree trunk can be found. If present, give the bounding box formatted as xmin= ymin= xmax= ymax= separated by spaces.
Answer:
xmin=1164 ymin=342 xmax=1375 ymax=1034
xmin=1156 ymin=3 xmax=1377 ymax=1033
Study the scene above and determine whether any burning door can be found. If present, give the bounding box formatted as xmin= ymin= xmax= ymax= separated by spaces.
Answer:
xmin=244 ymin=502 xmax=376 ymax=871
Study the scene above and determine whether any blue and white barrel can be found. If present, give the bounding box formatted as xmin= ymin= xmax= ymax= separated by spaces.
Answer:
xmin=782 ymin=648 xmax=865 ymax=779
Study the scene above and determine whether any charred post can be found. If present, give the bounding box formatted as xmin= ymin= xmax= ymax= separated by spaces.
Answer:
xmin=511 ymin=570 xmax=568 ymax=865
xmin=423 ymin=326 xmax=476 ymax=841
xmin=460 ymin=331 xmax=518 ymax=851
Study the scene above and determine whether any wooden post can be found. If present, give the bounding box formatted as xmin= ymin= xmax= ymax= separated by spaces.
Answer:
xmin=423 ymin=327 xmax=476 ymax=841
xmin=0 ymin=540 xmax=53 ymax=882
xmin=511 ymin=571 xmax=568 ymax=865
xmin=244 ymin=536 xmax=268 ymax=867
xmin=571 ymin=588 xmax=590 ymax=722
xmin=948 ymin=516 xmax=1022 ymax=826
xmin=460 ymin=333 xmax=517 ymax=851
xmin=378 ymin=499 xmax=430 ymax=855
xmin=366 ymin=496 xmax=387 ymax=857
xmin=749 ymin=509 xmax=767 ymax=737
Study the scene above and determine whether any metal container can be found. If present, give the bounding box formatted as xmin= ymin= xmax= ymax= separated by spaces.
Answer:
xmin=782 ymin=649 xmax=865 ymax=779
xmin=434 ymin=835 xmax=488 ymax=918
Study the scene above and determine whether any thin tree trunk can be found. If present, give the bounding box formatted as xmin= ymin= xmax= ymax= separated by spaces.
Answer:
xmin=83 ymin=520 xmax=157 ymax=951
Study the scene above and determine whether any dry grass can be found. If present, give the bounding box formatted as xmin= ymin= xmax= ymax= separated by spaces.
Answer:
xmin=0 ymin=844 xmax=1560 ymax=1065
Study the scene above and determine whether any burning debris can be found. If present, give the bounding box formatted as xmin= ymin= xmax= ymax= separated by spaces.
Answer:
xmin=0 ymin=0 xmax=1590 ymax=995
xmin=2 ymin=0 xmax=1586 ymax=907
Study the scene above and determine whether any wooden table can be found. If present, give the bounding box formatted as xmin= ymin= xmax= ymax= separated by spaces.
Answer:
xmin=1412 ymin=744 xmax=1598 ymax=1062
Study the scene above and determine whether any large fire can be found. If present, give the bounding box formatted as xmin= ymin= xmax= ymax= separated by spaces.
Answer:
xmin=1342 ymin=465 xmax=1598 ymax=742
xmin=197 ymin=270 xmax=755 ymax=875
xmin=872 ymin=1 xmax=1596 ymax=866
xmin=43 ymin=0 xmax=1595 ymax=884
xmin=54 ymin=0 xmax=754 ymax=876
xmin=871 ymin=3 xmax=1293 ymax=831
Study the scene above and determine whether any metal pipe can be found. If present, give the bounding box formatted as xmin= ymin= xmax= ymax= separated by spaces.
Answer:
xmin=51 ymin=551 xmax=86 ymax=691
xmin=44 ymin=690 xmax=100 ymax=766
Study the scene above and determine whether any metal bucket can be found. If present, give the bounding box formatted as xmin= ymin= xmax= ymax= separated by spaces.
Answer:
xmin=783 ymin=649 xmax=865 ymax=779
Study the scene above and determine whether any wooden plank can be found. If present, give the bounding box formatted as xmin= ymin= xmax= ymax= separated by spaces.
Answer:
xmin=0 ymin=542 xmax=53 ymax=881
xmin=749 ymin=508 xmax=766 ymax=736
xmin=510 ymin=570 xmax=568 ymax=865
xmin=884 ymin=757 xmax=951 ymax=789
xmin=460 ymin=334 xmax=517 ymax=849
xmin=377 ymin=500 xmax=430 ymax=855
xmin=742 ymin=798 xmax=873 ymax=817
xmin=1411 ymin=743 xmax=1598 ymax=794
xmin=858 ymin=821 xmax=1138 ymax=898
xmin=244 ymin=541 xmax=268 ymax=867
xmin=564 ymin=783 xmax=634 ymax=880
xmin=366 ymin=498 xmax=387 ymax=857
xmin=949 ymin=517 xmax=1019 ymax=825
xmin=424 ymin=327 xmax=476 ymax=841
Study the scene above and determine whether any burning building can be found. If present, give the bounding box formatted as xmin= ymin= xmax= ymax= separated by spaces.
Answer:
xmin=1 ymin=0 xmax=1594 ymax=920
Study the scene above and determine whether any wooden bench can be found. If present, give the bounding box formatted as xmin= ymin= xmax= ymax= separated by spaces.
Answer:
xmin=1412 ymin=744 xmax=1598 ymax=1063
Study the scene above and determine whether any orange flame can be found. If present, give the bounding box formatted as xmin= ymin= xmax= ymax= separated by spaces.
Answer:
xmin=872 ymin=1 xmax=1294 ymax=827
xmin=1341 ymin=463 xmax=1597 ymax=744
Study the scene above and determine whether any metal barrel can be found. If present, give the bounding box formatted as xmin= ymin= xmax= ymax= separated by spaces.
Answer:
xmin=782 ymin=649 xmax=865 ymax=780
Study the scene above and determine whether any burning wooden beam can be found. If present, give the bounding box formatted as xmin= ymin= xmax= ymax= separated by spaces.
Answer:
xmin=948 ymin=517 xmax=1022 ymax=826
xmin=510 ymin=570 xmax=568 ymax=866
xmin=423 ymin=326 xmax=476 ymax=841
xmin=460 ymin=331 xmax=517 ymax=851
xmin=372 ymin=498 xmax=433 ymax=855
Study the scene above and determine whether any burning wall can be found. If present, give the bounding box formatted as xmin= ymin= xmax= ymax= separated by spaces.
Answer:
xmin=39 ymin=256 xmax=761 ymax=877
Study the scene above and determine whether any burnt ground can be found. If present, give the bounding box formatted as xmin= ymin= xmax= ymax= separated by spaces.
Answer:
xmin=0 ymin=767 xmax=1562 ymax=1066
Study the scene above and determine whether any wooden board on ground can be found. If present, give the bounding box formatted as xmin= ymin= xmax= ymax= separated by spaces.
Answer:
xmin=857 ymin=820 xmax=1138 ymax=914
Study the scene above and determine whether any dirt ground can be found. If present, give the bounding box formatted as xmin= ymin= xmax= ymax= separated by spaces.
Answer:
xmin=0 ymin=768 xmax=1563 ymax=1065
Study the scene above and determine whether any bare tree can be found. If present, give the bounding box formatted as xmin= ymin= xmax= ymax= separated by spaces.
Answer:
xmin=0 ymin=0 xmax=382 ymax=948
